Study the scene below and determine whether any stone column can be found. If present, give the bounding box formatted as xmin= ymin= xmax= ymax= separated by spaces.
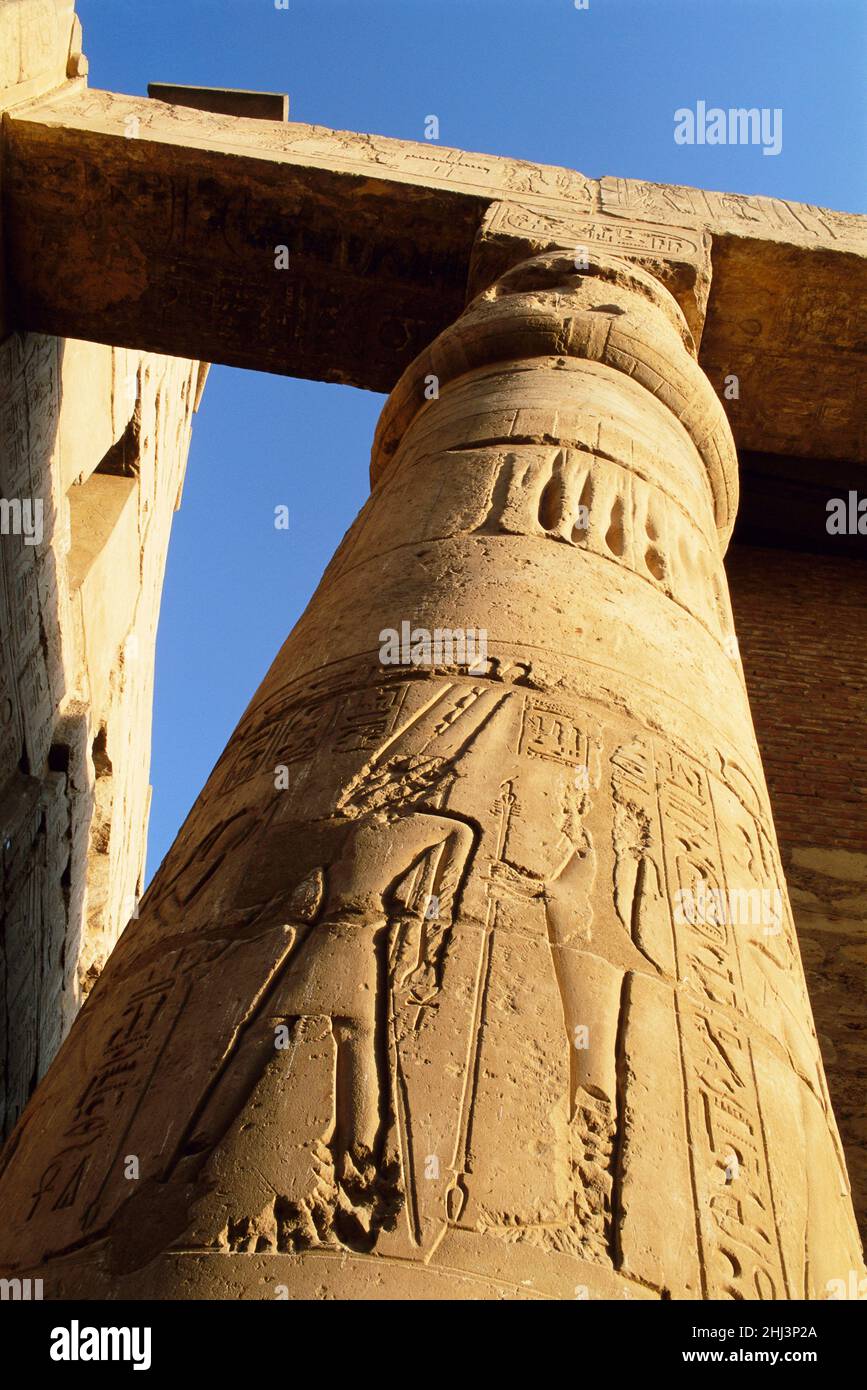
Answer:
xmin=0 ymin=252 xmax=860 ymax=1301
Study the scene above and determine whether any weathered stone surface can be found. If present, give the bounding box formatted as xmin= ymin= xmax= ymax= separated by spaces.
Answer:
xmin=0 ymin=331 xmax=201 ymax=1138
xmin=0 ymin=251 xmax=859 ymax=1300
xmin=0 ymin=18 xmax=204 ymax=1132
xmin=467 ymin=200 xmax=714 ymax=343
xmin=3 ymin=86 xmax=865 ymax=463
xmin=0 ymin=0 xmax=80 ymax=106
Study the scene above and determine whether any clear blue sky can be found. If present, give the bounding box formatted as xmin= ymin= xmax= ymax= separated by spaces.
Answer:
xmin=76 ymin=0 xmax=867 ymax=883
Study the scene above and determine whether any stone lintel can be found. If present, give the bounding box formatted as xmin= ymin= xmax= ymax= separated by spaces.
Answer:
xmin=2 ymin=86 xmax=865 ymax=463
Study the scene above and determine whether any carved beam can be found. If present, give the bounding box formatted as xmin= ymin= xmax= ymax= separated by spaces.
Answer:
xmin=2 ymin=86 xmax=865 ymax=463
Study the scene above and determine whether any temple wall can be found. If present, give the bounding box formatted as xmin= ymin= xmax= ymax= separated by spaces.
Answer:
xmin=728 ymin=544 xmax=867 ymax=1240
xmin=0 ymin=330 xmax=201 ymax=1137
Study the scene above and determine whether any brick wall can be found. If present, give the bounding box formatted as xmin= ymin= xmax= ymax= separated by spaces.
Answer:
xmin=728 ymin=543 xmax=867 ymax=1247
xmin=728 ymin=545 xmax=867 ymax=851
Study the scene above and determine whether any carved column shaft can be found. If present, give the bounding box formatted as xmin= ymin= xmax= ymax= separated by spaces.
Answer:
xmin=0 ymin=252 xmax=860 ymax=1300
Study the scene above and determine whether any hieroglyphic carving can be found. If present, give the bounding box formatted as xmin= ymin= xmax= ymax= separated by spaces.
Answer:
xmin=8 ymin=82 xmax=864 ymax=459
xmin=130 ymin=671 xmax=837 ymax=1294
xmin=0 ymin=662 xmax=858 ymax=1294
xmin=468 ymin=201 xmax=711 ymax=338
xmin=0 ymin=243 xmax=861 ymax=1304
xmin=599 ymin=176 xmax=866 ymax=249
xmin=653 ymin=746 xmax=787 ymax=1297
xmin=487 ymin=202 xmax=704 ymax=259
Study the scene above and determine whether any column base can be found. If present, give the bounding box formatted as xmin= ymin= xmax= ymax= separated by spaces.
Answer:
xmin=16 ymin=1237 xmax=664 ymax=1301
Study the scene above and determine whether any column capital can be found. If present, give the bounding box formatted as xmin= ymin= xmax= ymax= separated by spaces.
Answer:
xmin=373 ymin=249 xmax=738 ymax=546
xmin=468 ymin=198 xmax=713 ymax=344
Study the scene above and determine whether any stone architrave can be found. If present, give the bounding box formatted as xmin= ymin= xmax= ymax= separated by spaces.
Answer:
xmin=4 ymin=87 xmax=866 ymax=461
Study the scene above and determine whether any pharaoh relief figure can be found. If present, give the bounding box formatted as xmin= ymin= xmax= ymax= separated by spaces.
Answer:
xmin=0 ymin=249 xmax=861 ymax=1301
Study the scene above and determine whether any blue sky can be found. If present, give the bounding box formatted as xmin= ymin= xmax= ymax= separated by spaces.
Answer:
xmin=76 ymin=0 xmax=867 ymax=881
